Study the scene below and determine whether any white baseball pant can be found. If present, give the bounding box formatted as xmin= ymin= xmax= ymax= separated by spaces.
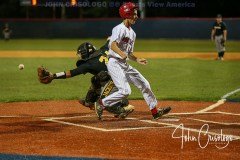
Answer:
xmin=102 ymin=58 xmax=158 ymax=110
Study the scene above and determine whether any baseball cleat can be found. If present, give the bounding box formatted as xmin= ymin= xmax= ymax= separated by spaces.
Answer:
xmin=78 ymin=99 xmax=85 ymax=105
xmin=152 ymin=106 xmax=172 ymax=120
xmin=94 ymin=100 xmax=104 ymax=120
xmin=118 ymin=105 xmax=135 ymax=119
xmin=215 ymin=57 xmax=224 ymax=61
xmin=79 ymin=99 xmax=94 ymax=110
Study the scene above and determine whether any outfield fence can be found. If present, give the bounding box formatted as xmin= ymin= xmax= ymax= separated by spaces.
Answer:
xmin=1 ymin=18 xmax=240 ymax=39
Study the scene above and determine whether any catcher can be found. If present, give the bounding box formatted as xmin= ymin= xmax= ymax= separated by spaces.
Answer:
xmin=37 ymin=40 xmax=134 ymax=118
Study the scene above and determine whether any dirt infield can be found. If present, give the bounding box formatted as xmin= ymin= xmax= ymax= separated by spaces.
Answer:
xmin=0 ymin=100 xmax=240 ymax=159
xmin=0 ymin=51 xmax=240 ymax=60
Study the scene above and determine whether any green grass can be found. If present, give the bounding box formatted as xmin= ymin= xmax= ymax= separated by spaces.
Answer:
xmin=1 ymin=58 xmax=240 ymax=102
xmin=227 ymin=92 xmax=240 ymax=102
xmin=1 ymin=39 xmax=239 ymax=102
xmin=1 ymin=39 xmax=240 ymax=52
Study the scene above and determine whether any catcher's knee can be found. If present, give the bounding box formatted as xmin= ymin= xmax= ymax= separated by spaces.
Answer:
xmin=91 ymin=76 xmax=101 ymax=90
xmin=91 ymin=71 xmax=111 ymax=90
xmin=85 ymin=88 xmax=99 ymax=104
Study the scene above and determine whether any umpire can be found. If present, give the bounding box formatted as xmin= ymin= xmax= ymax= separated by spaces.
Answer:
xmin=211 ymin=14 xmax=227 ymax=60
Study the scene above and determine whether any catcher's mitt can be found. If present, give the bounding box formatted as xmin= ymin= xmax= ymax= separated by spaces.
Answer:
xmin=37 ymin=66 xmax=53 ymax=84
xmin=221 ymin=39 xmax=225 ymax=46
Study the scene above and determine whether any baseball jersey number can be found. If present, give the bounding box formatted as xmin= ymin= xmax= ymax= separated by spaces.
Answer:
xmin=99 ymin=55 xmax=109 ymax=64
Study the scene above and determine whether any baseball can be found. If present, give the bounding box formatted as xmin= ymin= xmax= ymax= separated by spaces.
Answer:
xmin=18 ymin=64 xmax=24 ymax=70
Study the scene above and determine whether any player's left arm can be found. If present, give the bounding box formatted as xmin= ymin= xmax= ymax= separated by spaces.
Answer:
xmin=223 ymin=30 xmax=227 ymax=41
xmin=53 ymin=71 xmax=71 ymax=79
xmin=39 ymin=65 xmax=88 ymax=84
xmin=37 ymin=66 xmax=72 ymax=84
xmin=128 ymin=53 xmax=148 ymax=65
xmin=222 ymin=23 xmax=227 ymax=41
xmin=53 ymin=66 xmax=88 ymax=79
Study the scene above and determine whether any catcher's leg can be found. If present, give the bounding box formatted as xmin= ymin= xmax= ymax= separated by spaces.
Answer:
xmin=100 ymin=79 xmax=135 ymax=119
xmin=79 ymin=85 xmax=99 ymax=110
xmin=79 ymin=75 xmax=102 ymax=110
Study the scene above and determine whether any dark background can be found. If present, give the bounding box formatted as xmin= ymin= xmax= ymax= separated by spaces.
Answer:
xmin=1 ymin=0 xmax=239 ymax=39
xmin=0 ymin=0 xmax=239 ymax=19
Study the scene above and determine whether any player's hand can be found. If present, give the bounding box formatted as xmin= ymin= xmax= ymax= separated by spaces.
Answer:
xmin=211 ymin=36 xmax=215 ymax=41
xmin=137 ymin=58 xmax=148 ymax=65
xmin=121 ymin=55 xmax=128 ymax=60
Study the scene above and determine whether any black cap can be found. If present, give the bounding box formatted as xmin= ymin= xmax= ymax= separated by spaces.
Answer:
xmin=216 ymin=14 xmax=222 ymax=18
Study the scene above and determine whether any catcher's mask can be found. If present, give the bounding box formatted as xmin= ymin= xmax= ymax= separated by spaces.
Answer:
xmin=77 ymin=42 xmax=96 ymax=61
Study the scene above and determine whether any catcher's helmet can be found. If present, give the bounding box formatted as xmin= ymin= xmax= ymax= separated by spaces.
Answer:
xmin=77 ymin=42 xmax=96 ymax=61
xmin=119 ymin=2 xmax=138 ymax=19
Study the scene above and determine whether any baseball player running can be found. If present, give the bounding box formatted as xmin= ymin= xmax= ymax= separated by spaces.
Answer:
xmin=95 ymin=2 xmax=171 ymax=120
xmin=37 ymin=40 xmax=134 ymax=118
xmin=211 ymin=14 xmax=227 ymax=60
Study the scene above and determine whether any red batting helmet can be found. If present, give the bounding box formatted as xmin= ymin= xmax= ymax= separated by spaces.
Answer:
xmin=119 ymin=2 xmax=138 ymax=19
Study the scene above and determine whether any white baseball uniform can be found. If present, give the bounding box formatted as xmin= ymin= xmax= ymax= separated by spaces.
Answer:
xmin=102 ymin=22 xmax=158 ymax=110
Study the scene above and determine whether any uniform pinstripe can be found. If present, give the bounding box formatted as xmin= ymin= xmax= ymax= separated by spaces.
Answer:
xmin=102 ymin=23 xmax=158 ymax=110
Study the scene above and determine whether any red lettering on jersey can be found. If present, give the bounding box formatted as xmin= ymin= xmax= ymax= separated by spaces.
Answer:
xmin=122 ymin=37 xmax=130 ymax=43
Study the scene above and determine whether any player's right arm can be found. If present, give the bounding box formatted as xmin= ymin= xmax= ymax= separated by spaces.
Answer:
xmin=211 ymin=29 xmax=215 ymax=41
xmin=109 ymin=27 xmax=127 ymax=60
xmin=111 ymin=42 xmax=127 ymax=59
